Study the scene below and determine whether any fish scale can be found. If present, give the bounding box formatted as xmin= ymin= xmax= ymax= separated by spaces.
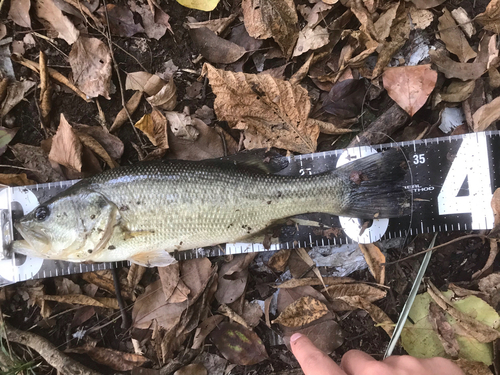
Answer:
xmin=0 ymin=130 xmax=497 ymax=285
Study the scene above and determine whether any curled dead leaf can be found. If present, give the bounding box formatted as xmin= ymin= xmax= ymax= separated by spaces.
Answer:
xmin=110 ymin=90 xmax=143 ymax=132
xmin=135 ymin=110 xmax=169 ymax=149
xmin=190 ymin=27 xmax=246 ymax=64
xmin=49 ymin=114 xmax=83 ymax=172
xmin=146 ymin=76 xmax=177 ymax=110
xmin=438 ymin=8 xmax=476 ymax=63
xmin=39 ymin=294 xmax=118 ymax=309
xmin=272 ymin=296 xmax=328 ymax=327
xmin=358 ymin=243 xmax=386 ymax=284
xmin=430 ymin=49 xmax=487 ymax=81
xmin=472 ymin=96 xmax=500 ymax=132
xmin=35 ymin=0 xmax=79 ymax=44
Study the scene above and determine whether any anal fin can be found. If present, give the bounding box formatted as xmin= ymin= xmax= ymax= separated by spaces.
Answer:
xmin=130 ymin=249 xmax=177 ymax=267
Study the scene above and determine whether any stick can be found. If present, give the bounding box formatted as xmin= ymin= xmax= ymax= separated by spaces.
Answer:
xmin=110 ymin=266 xmax=130 ymax=330
xmin=0 ymin=321 xmax=103 ymax=375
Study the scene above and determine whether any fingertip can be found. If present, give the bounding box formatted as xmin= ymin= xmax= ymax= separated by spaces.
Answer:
xmin=341 ymin=349 xmax=379 ymax=373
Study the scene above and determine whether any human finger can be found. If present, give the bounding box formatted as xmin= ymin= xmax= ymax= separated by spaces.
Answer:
xmin=290 ymin=333 xmax=346 ymax=375
xmin=341 ymin=349 xmax=381 ymax=374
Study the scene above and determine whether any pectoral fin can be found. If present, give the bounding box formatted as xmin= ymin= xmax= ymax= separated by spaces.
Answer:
xmin=130 ymin=249 xmax=177 ymax=267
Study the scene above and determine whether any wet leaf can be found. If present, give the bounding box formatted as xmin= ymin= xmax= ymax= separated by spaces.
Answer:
xmin=146 ymin=77 xmax=177 ymax=110
xmin=98 ymin=4 xmax=144 ymax=37
xmin=66 ymin=344 xmax=148 ymax=371
xmin=292 ymin=25 xmax=329 ymax=57
xmin=11 ymin=144 xmax=65 ymax=183
xmin=8 ymin=0 xmax=31 ymax=28
xmin=0 ymin=127 xmax=17 ymax=157
xmin=272 ymin=296 xmax=328 ymax=327
xmin=242 ymin=0 xmax=299 ymax=59
xmin=210 ymin=322 xmax=268 ymax=365
xmin=40 ymin=294 xmax=118 ymax=309
xmin=382 ymin=65 xmax=437 ymax=117
xmin=35 ymin=0 xmax=79 ymax=44
xmin=190 ymin=27 xmax=246 ymax=64
xmin=135 ymin=109 xmax=169 ymax=149
xmin=176 ymin=0 xmax=220 ymax=11
xmin=49 ymin=114 xmax=83 ymax=172
xmin=358 ymin=243 xmax=386 ymax=284
xmin=430 ymin=49 xmax=487 ymax=81
xmin=0 ymin=173 xmax=35 ymax=186
xmin=472 ymin=96 xmax=500 ymax=132
xmin=438 ymin=8 xmax=476 ymax=63
xmin=202 ymin=63 xmax=319 ymax=154
xmin=69 ymin=37 xmax=112 ymax=99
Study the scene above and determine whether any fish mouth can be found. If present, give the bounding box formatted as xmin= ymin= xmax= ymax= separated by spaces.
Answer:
xmin=14 ymin=221 xmax=51 ymax=255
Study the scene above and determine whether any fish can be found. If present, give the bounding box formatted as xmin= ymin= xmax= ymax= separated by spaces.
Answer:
xmin=13 ymin=149 xmax=409 ymax=267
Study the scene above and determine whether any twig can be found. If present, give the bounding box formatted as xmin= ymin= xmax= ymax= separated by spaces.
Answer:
xmin=384 ymin=234 xmax=487 ymax=265
xmin=110 ymin=266 xmax=130 ymax=330
xmin=0 ymin=321 xmax=103 ymax=375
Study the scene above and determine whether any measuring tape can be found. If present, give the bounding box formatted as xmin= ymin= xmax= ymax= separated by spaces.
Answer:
xmin=0 ymin=131 xmax=497 ymax=286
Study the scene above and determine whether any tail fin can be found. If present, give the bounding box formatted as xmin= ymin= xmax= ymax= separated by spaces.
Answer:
xmin=337 ymin=148 xmax=410 ymax=219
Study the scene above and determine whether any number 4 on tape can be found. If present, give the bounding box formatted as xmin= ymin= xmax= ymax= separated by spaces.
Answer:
xmin=438 ymin=132 xmax=494 ymax=230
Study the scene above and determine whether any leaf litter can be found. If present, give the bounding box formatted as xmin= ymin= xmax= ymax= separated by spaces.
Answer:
xmin=3 ymin=0 xmax=500 ymax=374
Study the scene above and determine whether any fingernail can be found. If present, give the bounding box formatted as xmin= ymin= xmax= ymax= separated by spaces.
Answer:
xmin=290 ymin=333 xmax=303 ymax=343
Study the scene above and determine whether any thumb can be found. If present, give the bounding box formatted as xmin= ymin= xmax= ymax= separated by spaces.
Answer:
xmin=290 ymin=333 xmax=346 ymax=375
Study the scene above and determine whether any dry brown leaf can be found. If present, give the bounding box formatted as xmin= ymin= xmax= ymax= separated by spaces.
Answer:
xmin=472 ymin=239 xmax=499 ymax=280
xmin=472 ymin=96 xmax=500 ymax=132
xmin=202 ymin=63 xmax=319 ymax=154
xmin=427 ymin=281 xmax=500 ymax=343
xmin=242 ymin=300 xmax=263 ymax=328
xmin=158 ymin=263 xmax=190 ymax=303
xmin=272 ymin=296 xmax=328 ymax=327
xmin=476 ymin=0 xmax=500 ymax=34
xmin=382 ymin=65 xmax=437 ymax=117
xmin=146 ymin=76 xmax=176 ymax=110
xmin=277 ymin=277 xmax=354 ymax=289
xmin=165 ymin=111 xmax=201 ymax=141
xmin=9 ymin=0 xmax=31 ymax=28
xmin=324 ymin=283 xmax=386 ymax=303
xmin=428 ymin=301 xmax=460 ymax=357
xmin=54 ymin=277 xmax=81 ymax=295
xmin=438 ymin=80 xmax=475 ymax=103
xmin=0 ymin=80 xmax=36 ymax=118
xmin=110 ymin=90 xmax=143 ymax=132
xmin=478 ymin=273 xmax=500 ymax=309
xmin=267 ymin=249 xmax=292 ymax=272
xmin=69 ymin=37 xmax=112 ymax=99
xmin=283 ymin=318 xmax=343 ymax=355
xmin=49 ymin=114 xmax=83 ymax=172
xmin=438 ymin=8 xmax=476 ymax=63
xmin=66 ymin=345 xmax=148 ymax=371
xmin=292 ymin=25 xmax=329 ymax=57
xmin=489 ymin=68 xmax=500 ymax=88
xmin=127 ymin=263 xmax=147 ymax=289
xmin=373 ymin=2 xmax=399 ymax=40
xmin=290 ymin=53 xmax=315 ymax=86
xmin=337 ymin=295 xmax=394 ymax=337
xmin=126 ymin=72 xmax=163 ymax=94
xmin=409 ymin=7 xmax=434 ymax=30
xmin=35 ymin=0 xmax=79 ymax=44
xmin=11 ymin=144 xmax=65 ymax=183
xmin=39 ymin=51 xmax=51 ymax=128
xmin=215 ymin=254 xmax=254 ymax=304
xmin=174 ymin=364 xmax=207 ymax=375
xmin=76 ymin=132 xmax=117 ymax=169
xmin=127 ymin=0 xmax=168 ymax=40
xmin=73 ymin=124 xmax=124 ymax=160
xmin=430 ymin=49 xmax=487 ymax=81
xmin=81 ymin=271 xmax=135 ymax=301
xmin=305 ymin=2 xmax=334 ymax=28
xmin=452 ymin=8 xmax=475 ymax=38
xmin=39 ymin=294 xmax=118 ymax=309
xmin=358 ymin=243 xmax=386 ymax=284
xmin=135 ymin=109 xmax=169 ymax=149
xmin=190 ymin=27 xmax=246 ymax=64
xmin=410 ymin=0 xmax=446 ymax=9
xmin=98 ymin=4 xmax=145 ymax=37
xmin=241 ymin=0 xmax=298 ymax=59
xmin=192 ymin=315 xmax=226 ymax=350
xmin=349 ymin=1 xmax=377 ymax=42
xmin=185 ymin=14 xmax=237 ymax=35
xmin=0 ymin=173 xmax=35 ymax=186
xmin=218 ymin=304 xmax=251 ymax=329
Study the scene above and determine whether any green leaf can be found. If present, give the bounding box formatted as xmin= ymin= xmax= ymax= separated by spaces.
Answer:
xmin=0 ymin=127 xmax=18 ymax=157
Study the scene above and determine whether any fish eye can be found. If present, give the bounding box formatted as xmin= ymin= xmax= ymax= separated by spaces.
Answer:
xmin=34 ymin=206 xmax=50 ymax=221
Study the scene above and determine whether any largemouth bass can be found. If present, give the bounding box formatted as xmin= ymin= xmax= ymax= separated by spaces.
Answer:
xmin=13 ymin=149 xmax=409 ymax=266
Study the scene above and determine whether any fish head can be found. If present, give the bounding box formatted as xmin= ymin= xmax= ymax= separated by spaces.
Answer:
xmin=15 ymin=190 xmax=118 ymax=261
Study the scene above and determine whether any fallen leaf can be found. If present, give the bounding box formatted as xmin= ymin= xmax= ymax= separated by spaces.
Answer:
xmin=472 ymin=239 xmax=498 ymax=279
xmin=165 ymin=111 xmax=201 ymax=141
xmin=174 ymin=364 xmax=207 ymax=375
xmin=209 ymin=322 xmax=268 ymax=365
xmin=272 ymin=296 xmax=328 ymax=327
xmin=73 ymin=124 xmax=124 ymax=160
xmin=430 ymin=49 xmax=487 ymax=81
xmin=337 ymin=295 xmax=394 ymax=337
xmin=438 ymin=80 xmax=475 ymax=103
xmin=0 ymin=25 xmax=5 ymax=40
xmin=176 ymin=0 xmax=220 ymax=11
xmin=472 ymin=95 xmax=500 ymax=132
xmin=267 ymin=249 xmax=292 ymax=272
xmin=218 ymin=304 xmax=251 ymax=329
xmin=82 ymin=271 xmax=135 ymax=301
xmin=476 ymin=0 xmax=500 ymax=34
xmin=0 ymin=173 xmax=35 ymax=186
xmin=452 ymin=8 xmax=475 ymax=38
xmin=324 ymin=283 xmax=387 ymax=303
xmin=11 ymin=144 xmax=65 ymax=183
xmin=290 ymin=53 xmax=315 ymax=86
xmin=202 ymin=63 xmax=319 ymax=153
xmin=135 ymin=109 xmax=169 ymax=149
xmin=478 ymin=273 xmax=500 ymax=309
xmin=358 ymin=243 xmax=386 ymax=284
xmin=180 ymin=258 xmax=214 ymax=301
xmin=292 ymin=25 xmax=329 ymax=57
xmin=322 ymin=79 xmax=366 ymax=119
xmin=373 ymin=2 xmax=399 ymax=40
xmin=146 ymin=77 xmax=177 ymax=110
xmin=0 ymin=127 xmax=17 ymax=157
xmin=66 ymin=345 xmax=148 ymax=371
xmin=242 ymin=300 xmax=263 ymax=328
xmin=49 ymin=114 xmax=83 ymax=172
xmin=283 ymin=318 xmax=344 ymax=355
xmin=69 ymin=37 xmax=112 ymax=99
xmin=110 ymin=91 xmax=143 ymax=132
xmin=0 ymin=80 xmax=36 ymax=118
xmin=127 ymin=0 xmax=168 ymax=40
xmin=382 ymin=65 xmax=437 ymax=117
xmin=76 ymin=132 xmax=117 ymax=169
xmin=428 ymin=301 xmax=460 ymax=357
xmin=125 ymin=72 xmax=164 ymax=95
xmin=39 ymin=294 xmax=118 ymax=309
xmin=98 ymin=4 xmax=144 ymax=37
xmin=35 ymin=0 xmax=79 ymax=44
xmin=190 ymin=27 xmax=246 ymax=64
xmin=192 ymin=315 xmax=226 ymax=350
xmin=410 ymin=0 xmax=446 ymax=9
xmin=305 ymin=1 xmax=334 ymax=28
xmin=54 ymin=277 xmax=81 ymax=295
xmin=215 ymin=254 xmax=255 ymax=304
xmin=409 ymin=7 xmax=434 ymax=30
xmin=186 ymin=14 xmax=237 ymax=35
xmin=241 ymin=0 xmax=299 ymax=59
xmin=8 ymin=0 xmax=31 ymax=28
xmin=438 ymin=8 xmax=476 ymax=63
xmin=276 ymin=277 xmax=354 ymax=289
